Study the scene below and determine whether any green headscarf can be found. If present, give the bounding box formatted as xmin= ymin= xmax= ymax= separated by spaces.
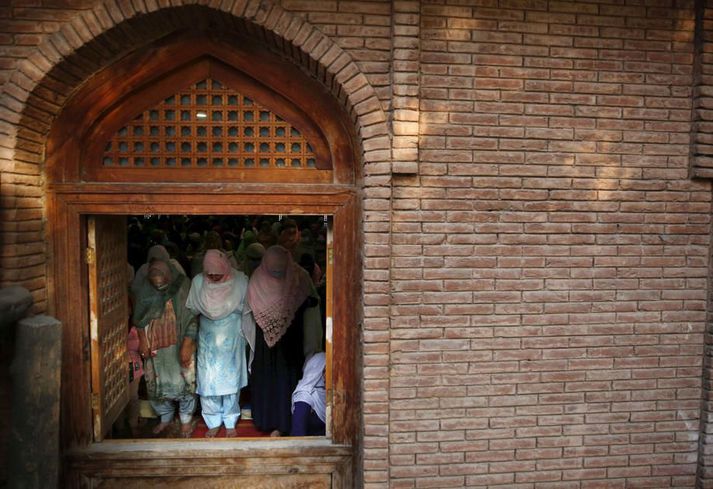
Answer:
xmin=235 ymin=230 xmax=258 ymax=265
xmin=131 ymin=260 xmax=197 ymax=340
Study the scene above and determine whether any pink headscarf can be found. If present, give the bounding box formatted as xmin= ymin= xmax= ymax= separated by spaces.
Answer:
xmin=203 ymin=249 xmax=231 ymax=281
xmin=246 ymin=245 xmax=312 ymax=347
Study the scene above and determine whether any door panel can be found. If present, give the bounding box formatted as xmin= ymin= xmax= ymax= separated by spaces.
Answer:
xmin=87 ymin=215 xmax=129 ymax=441
xmin=325 ymin=216 xmax=333 ymax=438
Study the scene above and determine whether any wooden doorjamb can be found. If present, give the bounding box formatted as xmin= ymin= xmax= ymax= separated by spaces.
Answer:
xmin=49 ymin=187 xmax=360 ymax=450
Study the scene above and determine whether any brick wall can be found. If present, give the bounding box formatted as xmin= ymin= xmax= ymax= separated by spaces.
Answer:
xmin=3 ymin=0 xmax=713 ymax=488
xmin=0 ymin=2 xmax=393 ymax=487
xmin=388 ymin=0 xmax=710 ymax=487
xmin=282 ymin=0 xmax=393 ymax=106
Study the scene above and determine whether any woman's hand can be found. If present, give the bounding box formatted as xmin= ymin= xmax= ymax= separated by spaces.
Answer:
xmin=137 ymin=328 xmax=151 ymax=359
xmin=180 ymin=337 xmax=195 ymax=368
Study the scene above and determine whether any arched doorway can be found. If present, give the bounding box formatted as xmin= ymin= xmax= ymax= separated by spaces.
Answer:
xmin=47 ymin=30 xmax=361 ymax=487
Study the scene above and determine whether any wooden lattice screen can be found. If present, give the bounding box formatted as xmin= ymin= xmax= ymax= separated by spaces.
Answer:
xmin=88 ymin=215 xmax=130 ymax=441
xmin=102 ymin=78 xmax=319 ymax=171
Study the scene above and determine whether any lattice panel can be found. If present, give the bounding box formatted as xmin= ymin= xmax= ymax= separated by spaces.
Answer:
xmin=97 ymin=229 xmax=129 ymax=417
xmin=88 ymin=215 xmax=129 ymax=441
xmin=102 ymin=79 xmax=318 ymax=170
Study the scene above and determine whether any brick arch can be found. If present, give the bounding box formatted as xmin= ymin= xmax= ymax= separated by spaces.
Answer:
xmin=0 ymin=0 xmax=391 ymax=291
xmin=4 ymin=1 xmax=390 ymax=154
xmin=0 ymin=2 xmax=393 ymax=484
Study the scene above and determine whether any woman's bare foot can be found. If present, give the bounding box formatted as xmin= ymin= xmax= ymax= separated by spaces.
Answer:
xmin=205 ymin=427 xmax=220 ymax=438
xmin=225 ymin=428 xmax=237 ymax=438
xmin=269 ymin=429 xmax=282 ymax=437
xmin=180 ymin=422 xmax=195 ymax=438
xmin=152 ymin=421 xmax=172 ymax=435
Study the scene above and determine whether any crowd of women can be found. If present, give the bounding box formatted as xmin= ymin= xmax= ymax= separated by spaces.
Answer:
xmin=124 ymin=215 xmax=328 ymax=438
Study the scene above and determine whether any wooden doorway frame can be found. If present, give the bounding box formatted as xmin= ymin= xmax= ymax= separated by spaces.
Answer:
xmin=49 ymin=186 xmax=359 ymax=449
xmin=45 ymin=29 xmax=362 ymax=486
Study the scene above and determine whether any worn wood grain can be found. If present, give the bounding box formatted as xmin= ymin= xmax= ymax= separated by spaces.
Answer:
xmin=91 ymin=475 xmax=330 ymax=489
xmin=65 ymin=442 xmax=351 ymax=488
xmin=87 ymin=216 xmax=129 ymax=441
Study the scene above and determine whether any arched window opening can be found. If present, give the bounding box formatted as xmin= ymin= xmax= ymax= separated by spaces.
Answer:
xmin=79 ymin=56 xmax=335 ymax=184
xmin=47 ymin=34 xmax=356 ymax=186
xmin=47 ymin=35 xmax=360 ymax=480
xmin=101 ymin=79 xmax=320 ymax=172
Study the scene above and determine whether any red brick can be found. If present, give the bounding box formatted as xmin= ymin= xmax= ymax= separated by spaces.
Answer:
xmin=1 ymin=1 xmax=711 ymax=487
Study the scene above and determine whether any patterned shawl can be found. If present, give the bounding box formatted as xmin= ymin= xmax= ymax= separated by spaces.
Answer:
xmin=246 ymin=245 xmax=312 ymax=347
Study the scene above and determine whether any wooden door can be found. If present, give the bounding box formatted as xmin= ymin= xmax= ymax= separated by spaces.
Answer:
xmin=87 ymin=215 xmax=130 ymax=441
xmin=324 ymin=216 xmax=334 ymax=438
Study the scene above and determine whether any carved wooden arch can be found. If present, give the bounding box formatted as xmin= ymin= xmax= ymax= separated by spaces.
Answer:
xmin=46 ymin=29 xmax=362 ymax=457
xmin=47 ymin=31 xmax=358 ymax=185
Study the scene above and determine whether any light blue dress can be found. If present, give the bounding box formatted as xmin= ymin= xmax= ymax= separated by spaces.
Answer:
xmin=186 ymin=271 xmax=251 ymax=430
xmin=196 ymin=310 xmax=248 ymax=397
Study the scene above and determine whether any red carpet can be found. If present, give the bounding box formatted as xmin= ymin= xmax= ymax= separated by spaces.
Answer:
xmin=112 ymin=411 xmax=272 ymax=439
xmin=189 ymin=417 xmax=270 ymax=438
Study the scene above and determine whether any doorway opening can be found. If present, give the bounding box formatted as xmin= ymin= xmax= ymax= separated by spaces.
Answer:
xmin=87 ymin=213 xmax=335 ymax=441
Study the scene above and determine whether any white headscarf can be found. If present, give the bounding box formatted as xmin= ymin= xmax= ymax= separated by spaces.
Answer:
xmin=186 ymin=250 xmax=247 ymax=320
xmin=291 ymin=352 xmax=326 ymax=423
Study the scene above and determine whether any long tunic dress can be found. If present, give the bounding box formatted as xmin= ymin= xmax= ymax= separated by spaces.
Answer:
xmin=250 ymin=298 xmax=316 ymax=434
xmin=196 ymin=309 xmax=248 ymax=397
xmin=186 ymin=271 xmax=251 ymax=429
xmin=132 ymin=273 xmax=197 ymax=403
xmin=143 ymin=305 xmax=196 ymax=401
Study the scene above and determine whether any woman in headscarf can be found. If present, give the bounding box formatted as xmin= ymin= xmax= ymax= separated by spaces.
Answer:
xmin=246 ymin=245 xmax=323 ymax=436
xmin=240 ymin=242 xmax=265 ymax=278
xmin=256 ymin=220 xmax=277 ymax=249
xmin=277 ymin=219 xmax=301 ymax=257
xmin=190 ymin=231 xmax=238 ymax=278
xmin=124 ymin=262 xmax=142 ymax=437
xmin=131 ymin=244 xmax=186 ymax=295
xmin=132 ymin=259 xmax=197 ymax=437
xmin=186 ymin=250 xmax=251 ymax=437
xmin=291 ymin=352 xmax=326 ymax=436
xmin=234 ymin=230 xmax=258 ymax=269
